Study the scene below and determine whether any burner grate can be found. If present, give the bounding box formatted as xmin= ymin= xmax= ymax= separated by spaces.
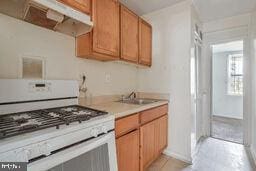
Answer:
xmin=0 ymin=105 xmax=107 ymax=139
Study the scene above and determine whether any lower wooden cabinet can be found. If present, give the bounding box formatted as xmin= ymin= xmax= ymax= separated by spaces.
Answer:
xmin=116 ymin=130 xmax=140 ymax=171
xmin=140 ymin=120 xmax=156 ymax=170
xmin=155 ymin=115 xmax=168 ymax=154
xmin=140 ymin=115 xmax=168 ymax=171
xmin=115 ymin=105 xmax=168 ymax=171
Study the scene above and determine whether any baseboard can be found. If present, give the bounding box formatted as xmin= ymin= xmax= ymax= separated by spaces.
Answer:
xmin=163 ymin=149 xmax=192 ymax=164
xmin=212 ymin=114 xmax=243 ymax=120
xmin=251 ymin=146 xmax=256 ymax=165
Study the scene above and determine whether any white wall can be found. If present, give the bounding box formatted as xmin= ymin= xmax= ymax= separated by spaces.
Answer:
xmin=0 ymin=13 xmax=138 ymax=97
xmin=251 ymin=10 xmax=256 ymax=163
xmin=138 ymin=0 xmax=193 ymax=162
xmin=212 ymin=51 xmax=243 ymax=119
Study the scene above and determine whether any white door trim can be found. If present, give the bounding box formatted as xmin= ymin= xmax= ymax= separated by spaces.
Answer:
xmin=202 ymin=31 xmax=252 ymax=146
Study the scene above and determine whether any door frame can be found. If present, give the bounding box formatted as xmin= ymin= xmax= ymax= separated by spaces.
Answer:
xmin=209 ymin=39 xmax=245 ymax=144
xmin=203 ymin=35 xmax=252 ymax=146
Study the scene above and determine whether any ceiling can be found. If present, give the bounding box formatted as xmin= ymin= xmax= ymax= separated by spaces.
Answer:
xmin=193 ymin=0 xmax=256 ymax=22
xmin=212 ymin=41 xmax=243 ymax=53
xmin=120 ymin=0 xmax=256 ymax=22
xmin=119 ymin=0 xmax=183 ymax=16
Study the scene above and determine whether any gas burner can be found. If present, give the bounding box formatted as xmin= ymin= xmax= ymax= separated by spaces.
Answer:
xmin=12 ymin=114 xmax=31 ymax=120
xmin=76 ymin=115 xmax=91 ymax=121
xmin=19 ymin=124 xmax=39 ymax=131
xmin=48 ymin=112 xmax=59 ymax=118
xmin=15 ymin=118 xmax=28 ymax=124
xmin=73 ymin=111 xmax=92 ymax=115
xmin=20 ymin=119 xmax=41 ymax=127
xmin=61 ymin=107 xmax=77 ymax=112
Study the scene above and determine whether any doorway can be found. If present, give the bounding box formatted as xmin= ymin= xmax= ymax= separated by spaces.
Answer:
xmin=211 ymin=40 xmax=244 ymax=144
xmin=191 ymin=33 xmax=202 ymax=155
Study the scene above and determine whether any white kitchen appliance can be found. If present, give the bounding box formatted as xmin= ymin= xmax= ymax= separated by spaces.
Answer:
xmin=0 ymin=0 xmax=93 ymax=37
xmin=0 ymin=79 xmax=117 ymax=171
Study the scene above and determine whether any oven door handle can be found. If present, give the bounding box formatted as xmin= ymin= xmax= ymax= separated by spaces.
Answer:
xmin=28 ymin=131 xmax=117 ymax=171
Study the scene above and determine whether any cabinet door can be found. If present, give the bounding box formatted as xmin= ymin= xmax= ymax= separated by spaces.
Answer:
xmin=58 ymin=0 xmax=91 ymax=14
xmin=92 ymin=0 xmax=120 ymax=57
xmin=120 ymin=5 xmax=139 ymax=63
xmin=116 ymin=130 xmax=140 ymax=171
xmin=155 ymin=115 xmax=168 ymax=154
xmin=139 ymin=19 xmax=152 ymax=66
xmin=140 ymin=121 xmax=155 ymax=170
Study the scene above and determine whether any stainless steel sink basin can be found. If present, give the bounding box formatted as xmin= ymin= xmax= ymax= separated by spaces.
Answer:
xmin=117 ymin=98 xmax=159 ymax=105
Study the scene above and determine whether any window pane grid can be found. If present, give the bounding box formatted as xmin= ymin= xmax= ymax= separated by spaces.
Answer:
xmin=228 ymin=54 xmax=243 ymax=95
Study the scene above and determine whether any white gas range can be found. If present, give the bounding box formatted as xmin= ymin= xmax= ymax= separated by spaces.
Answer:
xmin=0 ymin=79 xmax=117 ymax=171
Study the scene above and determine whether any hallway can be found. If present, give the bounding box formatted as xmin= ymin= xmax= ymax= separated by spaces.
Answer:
xmin=148 ymin=138 xmax=256 ymax=171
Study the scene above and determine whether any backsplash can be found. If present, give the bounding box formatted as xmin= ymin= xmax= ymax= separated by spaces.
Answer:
xmin=0 ymin=13 xmax=138 ymax=96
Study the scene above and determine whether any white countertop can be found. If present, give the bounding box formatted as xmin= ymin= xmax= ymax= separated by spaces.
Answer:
xmin=79 ymin=99 xmax=168 ymax=119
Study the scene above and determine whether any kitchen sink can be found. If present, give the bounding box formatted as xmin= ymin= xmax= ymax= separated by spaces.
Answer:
xmin=117 ymin=98 xmax=159 ymax=105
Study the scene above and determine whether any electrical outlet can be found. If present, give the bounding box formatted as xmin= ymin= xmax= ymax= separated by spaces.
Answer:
xmin=105 ymin=74 xmax=111 ymax=83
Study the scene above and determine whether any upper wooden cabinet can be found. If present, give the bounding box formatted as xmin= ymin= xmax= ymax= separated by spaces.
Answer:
xmin=76 ymin=1 xmax=152 ymax=65
xmin=139 ymin=19 xmax=152 ymax=66
xmin=76 ymin=0 xmax=120 ymax=61
xmin=120 ymin=5 xmax=139 ymax=63
xmin=58 ymin=0 xmax=91 ymax=14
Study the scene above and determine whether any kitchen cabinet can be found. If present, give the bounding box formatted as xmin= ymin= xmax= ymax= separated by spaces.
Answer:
xmin=115 ymin=105 xmax=168 ymax=171
xmin=139 ymin=19 xmax=152 ymax=66
xmin=140 ymin=115 xmax=168 ymax=170
xmin=116 ymin=130 xmax=140 ymax=171
xmin=120 ymin=5 xmax=139 ymax=63
xmin=76 ymin=1 xmax=153 ymax=66
xmin=140 ymin=104 xmax=168 ymax=124
xmin=76 ymin=0 xmax=120 ymax=61
xmin=58 ymin=0 xmax=91 ymax=14
xmin=115 ymin=113 xmax=139 ymax=137
xmin=155 ymin=115 xmax=168 ymax=154
xmin=140 ymin=120 xmax=156 ymax=170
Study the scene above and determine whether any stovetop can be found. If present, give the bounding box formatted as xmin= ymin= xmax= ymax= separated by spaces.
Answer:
xmin=0 ymin=105 xmax=108 ymax=139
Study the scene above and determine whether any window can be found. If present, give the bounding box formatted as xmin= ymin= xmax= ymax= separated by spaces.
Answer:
xmin=227 ymin=54 xmax=243 ymax=95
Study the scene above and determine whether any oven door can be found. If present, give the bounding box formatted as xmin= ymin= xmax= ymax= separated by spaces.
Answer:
xmin=28 ymin=131 xmax=117 ymax=171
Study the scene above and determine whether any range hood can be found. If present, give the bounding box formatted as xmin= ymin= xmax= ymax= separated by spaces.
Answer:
xmin=0 ymin=0 xmax=93 ymax=37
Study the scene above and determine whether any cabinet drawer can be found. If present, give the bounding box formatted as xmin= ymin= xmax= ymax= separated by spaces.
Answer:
xmin=140 ymin=105 xmax=168 ymax=125
xmin=115 ymin=114 xmax=139 ymax=137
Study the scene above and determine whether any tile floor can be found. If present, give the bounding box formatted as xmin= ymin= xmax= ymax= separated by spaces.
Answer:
xmin=147 ymin=138 xmax=256 ymax=171
xmin=211 ymin=116 xmax=243 ymax=144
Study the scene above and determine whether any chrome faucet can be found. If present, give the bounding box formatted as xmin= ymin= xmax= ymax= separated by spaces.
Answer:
xmin=127 ymin=92 xmax=136 ymax=99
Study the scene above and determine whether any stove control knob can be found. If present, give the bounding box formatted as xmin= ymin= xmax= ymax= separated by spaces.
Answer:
xmin=19 ymin=149 xmax=30 ymax=162
xmin=90 ymin=128 xmax=99 ymax=137
xmin=40 ymin=143 xmax=51 ymax=156
xmin=101 ymin=125 xmax=108 ymax=134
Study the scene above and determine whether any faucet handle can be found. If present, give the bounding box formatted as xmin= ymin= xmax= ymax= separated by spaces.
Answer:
xmin=121 ymin=95 xmax=125 ymax=101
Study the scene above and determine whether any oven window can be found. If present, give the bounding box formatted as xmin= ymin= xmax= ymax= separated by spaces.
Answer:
xmin=48 ymin=144 xmax=110 ymax=171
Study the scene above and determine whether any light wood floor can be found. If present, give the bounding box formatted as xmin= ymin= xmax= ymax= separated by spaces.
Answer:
xmin=147 ymin=138 xmax=256 ymax=171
